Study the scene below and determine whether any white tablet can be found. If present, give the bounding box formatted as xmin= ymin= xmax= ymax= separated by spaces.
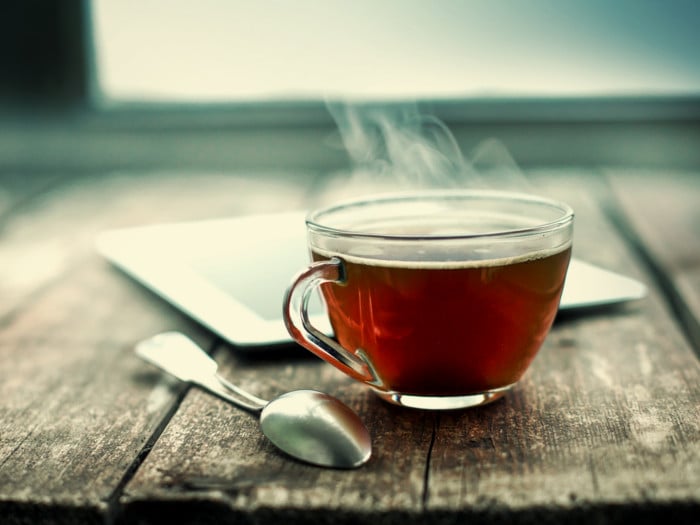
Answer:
xmin=96 ymin=211 xmax=647 ymax=348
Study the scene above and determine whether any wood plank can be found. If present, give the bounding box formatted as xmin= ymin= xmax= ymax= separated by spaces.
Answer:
xmin=604 ymin=169 xmax=700 ymax=349
xmin=0 ymin=255 xmax=210 ymax=525
xmin=120 ymin=170 xmax=699 ymax=523
xmin=425 ymin=170 xmax=700 ymax=521
xmin=0 ymin=170 xmax=318 ymax=524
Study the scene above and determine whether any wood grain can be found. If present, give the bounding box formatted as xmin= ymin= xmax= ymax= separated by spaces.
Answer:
xmin=0 ymin=255 xmax=210 ymax=525
xmin=0 ymin=170 xmax=319 ymax=524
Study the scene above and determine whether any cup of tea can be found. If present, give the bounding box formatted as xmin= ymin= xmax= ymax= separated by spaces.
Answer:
xmin=283 ymin=190 xmax=573 ymax=410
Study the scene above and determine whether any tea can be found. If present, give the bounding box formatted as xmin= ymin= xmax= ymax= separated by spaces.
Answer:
xmin=313 ymin=246 xmax=571 ymax=396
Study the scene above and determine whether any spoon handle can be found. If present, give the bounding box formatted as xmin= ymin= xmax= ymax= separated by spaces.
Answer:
xmin=195 ymin=374 xmax=267 ymax=414
xmin=215 ymin=374 xmax=268 ymax=411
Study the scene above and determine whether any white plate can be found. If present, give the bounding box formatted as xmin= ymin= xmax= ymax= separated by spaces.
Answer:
xmin=96 ymin=212 xmax=647 ymax=348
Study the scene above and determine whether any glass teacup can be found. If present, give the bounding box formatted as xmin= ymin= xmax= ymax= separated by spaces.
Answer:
xmin=284 ymin=190 xmax=573 ymax=410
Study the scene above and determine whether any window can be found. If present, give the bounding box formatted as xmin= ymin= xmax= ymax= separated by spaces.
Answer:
xmin=91 ymin=0 xmax=700 ymax=104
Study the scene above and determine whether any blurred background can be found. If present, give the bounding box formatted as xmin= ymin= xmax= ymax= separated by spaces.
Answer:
xmin=1 ymin=0 xmax=699 ymax=173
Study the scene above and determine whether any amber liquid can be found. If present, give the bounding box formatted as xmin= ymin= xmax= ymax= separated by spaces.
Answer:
xmin=313 ymin=247 xmax=571 ymax=396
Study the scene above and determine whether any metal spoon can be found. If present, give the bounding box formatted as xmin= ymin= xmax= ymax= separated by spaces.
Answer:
xmin=135 ymin=331 xmax=371 ymax=469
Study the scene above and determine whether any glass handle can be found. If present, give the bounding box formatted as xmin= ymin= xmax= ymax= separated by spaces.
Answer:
xmin=283 ymin=257 xmax=379 ymax=385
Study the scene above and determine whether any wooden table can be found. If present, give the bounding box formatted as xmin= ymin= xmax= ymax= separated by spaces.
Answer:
xmin=1 ymin=167 xmax=698 ymax=524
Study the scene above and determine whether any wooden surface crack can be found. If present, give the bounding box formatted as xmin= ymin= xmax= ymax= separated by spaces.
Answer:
xmin=0 ymin=424 xmax=37 ymax=473
xmin=598 ymin=173 xmax=700 ymax=358
xmin=421 ymin=412 xmax=439 ymax=510
xmin=587 ymin=454 xmax=600 ymax=497
xmin=102 ymin=338 xmax=220 ymax=524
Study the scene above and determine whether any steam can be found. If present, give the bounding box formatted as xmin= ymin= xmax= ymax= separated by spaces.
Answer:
xmin=326 ymin=103 xmax=532 ymax=196
xmin=470 ymin=137 xmax=534 ymax=193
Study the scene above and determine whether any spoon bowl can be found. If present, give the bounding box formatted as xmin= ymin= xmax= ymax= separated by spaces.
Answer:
xmin=135 ymin=332 xmax=371 ymax=468
xmin=261 ymin=390 xmax=371 ymax=468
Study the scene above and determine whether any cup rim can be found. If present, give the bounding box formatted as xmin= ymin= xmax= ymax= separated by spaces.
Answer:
xmin=306 ymin=189 xmax=574 ymax=241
